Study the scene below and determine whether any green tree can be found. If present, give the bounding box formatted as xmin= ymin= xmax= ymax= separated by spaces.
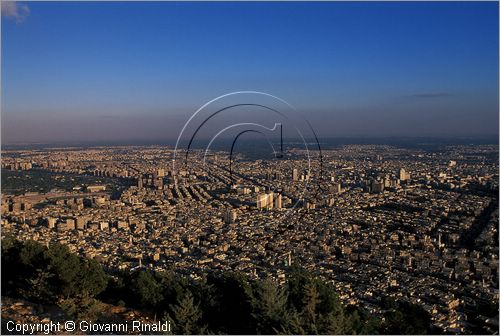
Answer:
xmin=381 ymin=298 xmax=435 ymax=334
xmin=19 ymin=240 xmax=47 ymax=268
xmin=250 ymin=279 xmax=289 ymax=334
xmin=45 ymin=243 xmax=82 ymax=298
xmin=157 ymin=271 xmax=189 ymax=312
xmin=205 ymin=272 xmax=255 ymax=334
xmin=77 ymin=258 xmax=108 ymax=297
xmin=345 ymin=305 xmax=382 ymax=335
xmin=2 ymin=236 xmax=42 ymax=298
xmin=27 ymin=269 xmax=55 ymax=302
xmin=168 ymin=292 xmax=205 ymax=334
xmin=131 ymin=270 xmax=164 ymax=310
xmin=287 ymin=265 xmax=348 ymax=334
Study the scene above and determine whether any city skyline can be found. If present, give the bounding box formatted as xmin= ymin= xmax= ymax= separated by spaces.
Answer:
xmin=1 ymin=1 xmax=499 ymax=144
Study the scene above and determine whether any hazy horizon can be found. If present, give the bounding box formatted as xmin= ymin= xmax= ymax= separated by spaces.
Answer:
xmin=1 ymin=1 xmax=499 ymax=145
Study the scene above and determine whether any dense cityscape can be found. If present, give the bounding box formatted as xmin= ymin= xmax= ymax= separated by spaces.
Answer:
xmin=1 ymin=141 xmax=498 ymax=333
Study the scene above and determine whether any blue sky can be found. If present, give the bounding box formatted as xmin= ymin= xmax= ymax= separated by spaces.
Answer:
xmin=1 ymin=1 xmax=498 ymax=144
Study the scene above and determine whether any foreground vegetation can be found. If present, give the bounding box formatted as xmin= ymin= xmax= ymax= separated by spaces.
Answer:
xmin=2 ymin=236 xmax=438 ymax=334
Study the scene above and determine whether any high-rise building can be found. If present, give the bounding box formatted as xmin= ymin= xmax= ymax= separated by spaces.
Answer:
xmin=274 ymin=193 xmax=282 ymax=209
xmin=266 ymin=192 xmax=274 ymax=210
xmin=292 ymin=168 xmax=299 ymax=181
xmin=224 ymin=208 xmax=237 ymax=224
xmin=256 ymin=192 xmax=276 ymax=209
xmin=371 ymin=180 xmax=384 ymax=193
xmin=157 ymin=168 xmax=165 ymax=177
xmin=256 ymin=194 xmax=268 ymax=209
xmin=399 ymin=168 xmax=408 ymax=181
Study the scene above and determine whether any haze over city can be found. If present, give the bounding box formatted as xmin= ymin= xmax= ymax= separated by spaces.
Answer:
xmin=1 ymin=1 xmax=498 ymax=145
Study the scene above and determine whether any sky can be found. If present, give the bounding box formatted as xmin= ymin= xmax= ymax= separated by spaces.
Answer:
xmin=1 ymin=1 xmax=499 ymax=145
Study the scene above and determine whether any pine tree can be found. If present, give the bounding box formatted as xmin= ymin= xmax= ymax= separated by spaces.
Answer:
xmin=169 ymin=292 xmax=205 ymax=334
xmin=131 ymin=270 xmax=164 ymax=310
xmin=250 ymin=279 xmax=289 ymax=333
xmin=302 ymin=283 xmax=320 ymax=334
